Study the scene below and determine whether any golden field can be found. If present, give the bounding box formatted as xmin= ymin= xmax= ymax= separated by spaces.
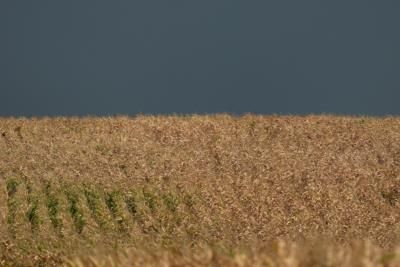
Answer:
xmin=1 ymin=114 xmax=400 ymax=266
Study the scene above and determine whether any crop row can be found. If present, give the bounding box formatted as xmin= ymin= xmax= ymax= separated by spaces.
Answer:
xmin=4 ymin=178 xmax=197 ymax=238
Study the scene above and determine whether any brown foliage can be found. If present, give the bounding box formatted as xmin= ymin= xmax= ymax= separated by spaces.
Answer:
xmin=1 ymin=114 xmax=400 ymax=265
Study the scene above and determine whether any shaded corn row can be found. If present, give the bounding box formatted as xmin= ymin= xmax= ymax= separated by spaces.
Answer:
xmin=4 ymin=178 xmax=198 ymax=238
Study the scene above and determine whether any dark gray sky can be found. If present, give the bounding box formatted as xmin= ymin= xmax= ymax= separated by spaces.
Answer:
xmin=1 ymin=1 xmax=399 ymax=116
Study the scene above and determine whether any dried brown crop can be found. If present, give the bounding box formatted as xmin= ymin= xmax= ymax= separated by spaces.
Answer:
xmin=0 ymin=114 xmax=400 ymax=266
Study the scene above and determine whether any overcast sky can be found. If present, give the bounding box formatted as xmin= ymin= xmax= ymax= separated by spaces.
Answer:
xmin=1 ymin=1 xmax=399 ymax=116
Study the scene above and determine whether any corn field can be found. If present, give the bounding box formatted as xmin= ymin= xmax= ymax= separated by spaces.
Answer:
xmin=1 ymin=114 xmax=400 ymax=266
